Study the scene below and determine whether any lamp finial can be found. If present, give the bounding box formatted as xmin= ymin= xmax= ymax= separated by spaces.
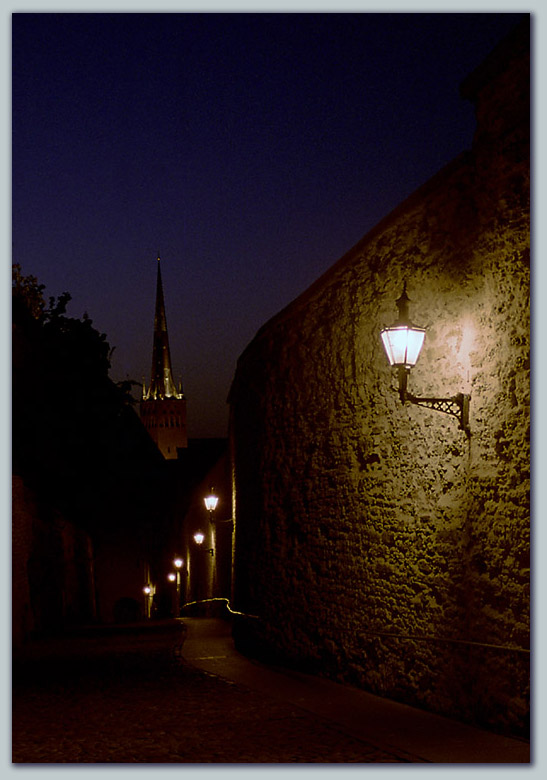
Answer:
xmin=396 ymin=283 xmax=411 ymax=323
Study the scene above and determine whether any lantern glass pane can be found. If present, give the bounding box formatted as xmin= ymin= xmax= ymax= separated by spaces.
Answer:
xmin=405 ymin=328 xmax=425 ymax=366
xmin=381 ymin=326 xmax=407 ymax=366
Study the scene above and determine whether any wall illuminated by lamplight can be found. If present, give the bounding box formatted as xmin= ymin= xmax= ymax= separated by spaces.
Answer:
xmin=229 ymin=23 xmax=529 ymax=738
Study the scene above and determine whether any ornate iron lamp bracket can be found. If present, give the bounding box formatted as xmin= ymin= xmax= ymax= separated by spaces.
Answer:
xmin=406 ymin=392 xmax=470 ymax=433
xmin=397 ymin=366 xmax=470 ymax=435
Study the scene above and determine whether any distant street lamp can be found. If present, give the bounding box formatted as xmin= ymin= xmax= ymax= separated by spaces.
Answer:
xmin=193 ymin=530 xmax=214 ymax=557
xmin=204 ymin=487 xmax=219 ymax=523
xmin=173 ymin=557 xmax=183 ymax=616
xmin=143 ymin=585 xmax=154 ymax=619
xmin=204 ymin=487 xmax=233 ymax=531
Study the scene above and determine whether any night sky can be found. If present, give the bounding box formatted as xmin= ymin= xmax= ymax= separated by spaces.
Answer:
xmin=12 ymin=10 xmax=527 ymax=438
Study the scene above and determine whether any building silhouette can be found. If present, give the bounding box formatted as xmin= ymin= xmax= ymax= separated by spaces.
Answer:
xmin=140 ymin=255 xmax=187 ymax=458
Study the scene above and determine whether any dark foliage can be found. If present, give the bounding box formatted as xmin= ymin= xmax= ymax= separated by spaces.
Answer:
xmin=12 ymin=264 xmax=169 ymax=538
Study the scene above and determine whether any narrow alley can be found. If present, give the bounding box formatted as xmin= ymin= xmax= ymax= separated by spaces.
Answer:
xmin=12 ymin=618 xmax=529 ymax=764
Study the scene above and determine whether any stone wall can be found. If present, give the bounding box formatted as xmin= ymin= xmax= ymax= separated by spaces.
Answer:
xmin=229 ymin=21 xmax=529 ymax=736
xmin=12 ymin=475 xmax=96 ymax=645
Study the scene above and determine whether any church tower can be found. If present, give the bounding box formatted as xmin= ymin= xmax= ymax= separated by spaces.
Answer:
xmin=140 ymin=255 xmax=187 ymax=459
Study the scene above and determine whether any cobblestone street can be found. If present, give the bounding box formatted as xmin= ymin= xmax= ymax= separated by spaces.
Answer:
xmin=12 ymin=621 xmax=411 ymax=764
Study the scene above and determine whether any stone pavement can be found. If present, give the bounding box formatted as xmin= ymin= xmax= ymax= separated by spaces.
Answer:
xmin=11 ymin=617 xmax=530 ymax=765
xmin=182 ymin=617 xmax=531 ymax=765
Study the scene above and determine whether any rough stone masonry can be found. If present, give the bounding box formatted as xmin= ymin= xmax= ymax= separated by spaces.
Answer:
xmin=229 ymin=20 xmax=530 ymax=737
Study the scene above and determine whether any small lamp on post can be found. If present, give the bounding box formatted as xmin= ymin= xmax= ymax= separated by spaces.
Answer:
xmin=380 ymin=284 xmax=470 ymax=435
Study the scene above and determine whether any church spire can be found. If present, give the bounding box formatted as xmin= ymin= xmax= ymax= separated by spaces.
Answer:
xmin=145 ymin=255 xmax=182 ymax=400
xmin=140 ymin=254 xmax=187 ymax=459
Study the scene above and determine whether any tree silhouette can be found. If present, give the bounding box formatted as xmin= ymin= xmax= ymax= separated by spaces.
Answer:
xmin=12 ymin=264 xmax=168 ymax=536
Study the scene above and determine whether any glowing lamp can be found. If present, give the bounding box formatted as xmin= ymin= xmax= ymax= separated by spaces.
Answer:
xmin=173 ymin=558 xmax=183 ymax=568
xmin=204 ymin=491 xmax=219 ymax=513
xmin=193 ymin=531 xmax=205 ymax=545
xmin=168 ymin=573 xmax=176 ymax=582
xmin=381 ymin=325 xmax=425 ymax=368
xmin=380 ymin=284 xmax=425 ymax=368
xmin=380 ymin=284 xmax=470 ymax=435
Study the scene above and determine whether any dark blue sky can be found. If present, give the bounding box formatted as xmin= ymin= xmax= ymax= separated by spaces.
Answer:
xmin=12 ymin=11 xmax=526 ymax=437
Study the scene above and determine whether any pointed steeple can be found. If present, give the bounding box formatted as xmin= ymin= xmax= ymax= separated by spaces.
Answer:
xmin=140 ymin=254 xmax=187 ymax=459
xmin=144 ymin=255 xmax=183 ymax=400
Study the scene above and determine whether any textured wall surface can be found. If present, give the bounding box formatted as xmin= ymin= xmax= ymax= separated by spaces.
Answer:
xmin=12 ymin=476 xmax=35 ymax=647
xmin=229 ymin=23 xmax=529 ymax=736
xmin=12 ymin=476 xmax=96 ymax=643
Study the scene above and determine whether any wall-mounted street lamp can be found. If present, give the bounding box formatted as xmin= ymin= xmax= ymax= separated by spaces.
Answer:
xmin=204 ymin=488 xmax=219 ymax=519
xmin=380 ymin=284 xmax=470 ymax=435
xmin=204 ymin=487 xmax=234 ymax=530
xmin=204 ymin=489 xmax=219 ymax=543
xmin=193 ymin=531 xmax=214 ymax=556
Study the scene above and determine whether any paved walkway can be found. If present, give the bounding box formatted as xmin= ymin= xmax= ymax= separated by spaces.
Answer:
xmin=11 ymin=617 xmax=530 ymax=766
xmin=181 ymin=617 xmax=531 ymax=765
